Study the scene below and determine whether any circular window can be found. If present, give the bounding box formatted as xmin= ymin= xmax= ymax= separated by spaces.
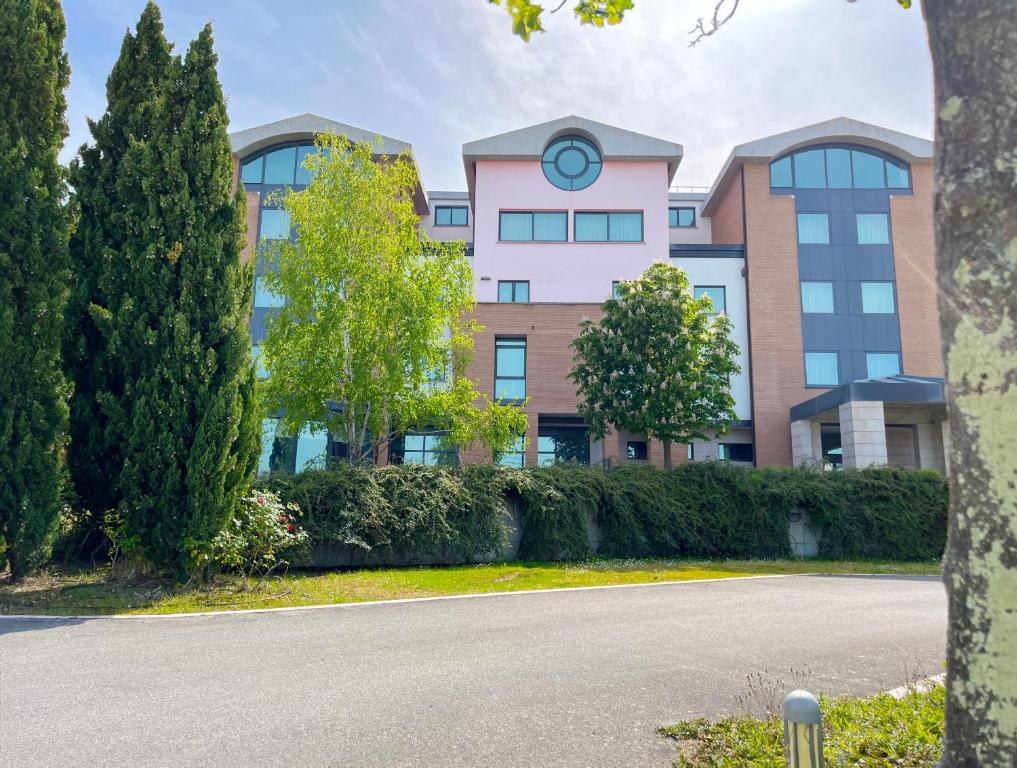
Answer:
xmin=542 ymin=135 xmax=602 ymax=191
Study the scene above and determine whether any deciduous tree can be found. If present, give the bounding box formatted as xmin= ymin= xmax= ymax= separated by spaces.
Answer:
xmin=569 ymin=263 xmax=740 ymax=468
xmin=259 ymin=135 xmax=527 ymax=466
xmin=0 ymin=0 xmax=71 ymax=578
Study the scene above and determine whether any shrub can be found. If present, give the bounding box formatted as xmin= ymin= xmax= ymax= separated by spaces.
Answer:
xmin=210 ymin=491 xmax=308 ymax=586
xmin=254 ymin=463 xmax=947 ymax=567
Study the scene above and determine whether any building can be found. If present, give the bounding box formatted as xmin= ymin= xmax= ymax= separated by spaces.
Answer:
xmin=230 ymin=113 xmax=948 ymax=474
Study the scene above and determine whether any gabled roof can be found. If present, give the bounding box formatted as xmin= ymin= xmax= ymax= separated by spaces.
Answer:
xmin=703 ymin=117 xmax=934 ymax=215
xmin=462 ymin=115 xmax=683 ymax=200
xmin=228 ymin=113 xmax=427 ymax=214
xmin=229 ymin=113 xmax=412 ymax=158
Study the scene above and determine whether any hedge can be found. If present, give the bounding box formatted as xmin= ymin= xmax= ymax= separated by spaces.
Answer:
xmin=255 ymin=463 xmax=947 ymax=566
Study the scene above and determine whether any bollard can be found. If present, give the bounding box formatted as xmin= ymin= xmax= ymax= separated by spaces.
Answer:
xmin=782 ymin=689 xmax=824 ymax=768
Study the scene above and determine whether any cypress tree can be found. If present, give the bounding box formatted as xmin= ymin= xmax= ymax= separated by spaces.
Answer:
xmin=0 ymin=0 xmax=71 ymax=577
xmin=110 ymin=23 xmax=258 ymax=576
xmin=65 ymin=1 xmax=173 ymax=525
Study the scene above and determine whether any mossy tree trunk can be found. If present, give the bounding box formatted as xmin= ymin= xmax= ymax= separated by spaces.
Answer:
xmin=924 ymin=1 xmax=1017 ymax=764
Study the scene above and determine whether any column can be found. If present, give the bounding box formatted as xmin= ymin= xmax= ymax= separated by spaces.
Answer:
xmin=790 ymin=418 xmax=819 ymax=466
xmin=839 ymin=400 xmax=888 ymax=468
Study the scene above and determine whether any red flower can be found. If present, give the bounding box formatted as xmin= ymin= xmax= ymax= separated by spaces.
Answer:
xmin=287 ymin=523 xmax=294 ymax=532
xmin=257 ymin=496 xmax=265 ymax=505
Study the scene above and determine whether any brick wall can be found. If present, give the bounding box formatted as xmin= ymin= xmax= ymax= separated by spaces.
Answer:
xmin=706 ymin=169 xmax=745 ymax=244
xmin=891 ymin=162 xmax=942 ymax=377
xmin=241 ymin=190 xmax=260 ymax=266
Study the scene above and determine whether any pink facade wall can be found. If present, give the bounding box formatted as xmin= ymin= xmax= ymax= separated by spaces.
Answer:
xmin=472 ymin=159 xmax=671 ymax=303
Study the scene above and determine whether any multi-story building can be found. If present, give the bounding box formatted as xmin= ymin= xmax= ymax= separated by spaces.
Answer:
xmin=230 ymin=113 xmax=949 ymax=474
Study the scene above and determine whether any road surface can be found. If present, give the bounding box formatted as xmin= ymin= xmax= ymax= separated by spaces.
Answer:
xmin=0 ymin=574 xmax=946 ymax=767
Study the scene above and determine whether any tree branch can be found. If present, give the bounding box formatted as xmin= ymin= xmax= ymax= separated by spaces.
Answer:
xmin=688 ymin=0 xmax=740 ymax=47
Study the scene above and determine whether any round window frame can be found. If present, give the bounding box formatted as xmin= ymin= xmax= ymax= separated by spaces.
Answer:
xmin=541 ymin=135 xmax=602 ymax=191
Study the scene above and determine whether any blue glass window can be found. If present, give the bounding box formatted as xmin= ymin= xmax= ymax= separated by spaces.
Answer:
xmin=694 ymin=286 xmax=726 ymax=315
xmin=537 ymin=429 xmax=589 ymax=466
xmin=259 ymin=209 xmax=291 ymax=240
xmin=399 ymin=433 xmax=455 ymax=466
xmin=263 ymin=146 xmax=297 ymax=185
xmin=435 ymin=206 xmax=469 ymax=226
xmin=497 ymin=281 xmax=529 ymax=303
xmin=805 ymin=352 xmax=839 ymax=386
xmin=770 ymin=156 xmax=793 ymax=187
xmin=669 ymin=207 xmax=696 ymax=227
xmin=797 ymin=213 xmax=830 ymax=244
xmin=495 ymin=436 xmax=526 ymax=467
xmin=793 ymin=149 xmax=826 ymax=188
xmin=541 ymin=135 xmax=602 ymax=191
xmin=294 ymin=145 xmax=316 ymax=185
xmin=295 ymin=424 xmax=328 ymax=472
xmin=857 ymin=213 xmax=890 ymax=244
xmin=499 ymin=211 xmax=566 ymax=241
xmin=886 ymin=161 xmax=910 ymax=189
xmin=240 ymin=156 xmax=263 ymax=185
xmin=852 ymin=149 xmax=885 ymax=188
xmin=825 ymin=148 xmax=853 ymax=188
xmin=258 ymin=418 xmax=281 ymax=474
xmin=254 ymin=275 xmax=285 ymax=308
xmin=801 ymin=282 xmax=834 ymax=313
xmin=495 ymin=338 xmax=526 ymax=401
xmin=252 ymin=345 xmax=268 ymax=379
xmin=611 ymin=281 xmax=624 ymax=300
xmin=575 ymin=212 xmax=643 ymax=242
xmin=866 ymin=353 xmax=901 ymax=378
xmin=862 ymin=282 xmax=896 ymax=313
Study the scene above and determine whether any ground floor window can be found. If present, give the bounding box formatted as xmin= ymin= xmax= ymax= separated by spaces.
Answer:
xmin=718 ymin=443 xmax=754 ymax=463
xmin=390 ymin=432 xmax=457 ymax=466
xmin=258 ymin=419 xmax=328 ymax=474
xmin=626 ymin=441 xmax=648 ymax=461
xmin=495 ymin=435 xmax=526 ymax=467
xmin=820 ymin=424 xmax=843 ymax=467
xmin=537 ymin=417 xmax=590 ymax=466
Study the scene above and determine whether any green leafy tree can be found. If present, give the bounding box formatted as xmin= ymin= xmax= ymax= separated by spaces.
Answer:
xmin=570 ymin=262 xmax=739 ymax=468
xmin=493 ymin=0 xmax=1017 ymax=763
xmin=65 ymin=0 xmax=173 ymax=529
xmin=260 ymin=135 xmax=526 ymax=466
xmin=0 ymin=0 xmax=70 ymax=578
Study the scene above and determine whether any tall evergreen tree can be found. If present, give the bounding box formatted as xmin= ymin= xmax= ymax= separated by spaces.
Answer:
xmin=0 ymin=0 xmax=71 ymax=577
xmin=65 ymin=1 xmax=173 ymax=523
xmin=112 ymin=24 xmax=258 ymax=576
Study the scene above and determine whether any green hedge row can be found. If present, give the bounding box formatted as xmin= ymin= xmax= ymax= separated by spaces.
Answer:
xmin=256 ymin=463 xmax=947 ymax=565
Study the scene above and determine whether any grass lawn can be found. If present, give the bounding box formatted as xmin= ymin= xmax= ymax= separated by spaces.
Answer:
xmin=660 ymin=684 xmax=945 ymax=767
xmin=0 ymin=557 xmax=940 ymax=616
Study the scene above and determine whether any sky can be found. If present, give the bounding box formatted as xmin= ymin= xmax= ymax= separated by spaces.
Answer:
xmin=62 ymin=0 xmax=934 ymax=190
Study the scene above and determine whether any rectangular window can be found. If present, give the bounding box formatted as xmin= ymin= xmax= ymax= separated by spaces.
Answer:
xmin=805 ymin=352 xmax=839 ymax=386
xmin=495 ymin=337 xmax=526 ymax=401
xmin=611 ymin=281 xmax=624 ymax=300
xmin=793 ymin=149 xmax=827 ymax=188
xmin=718 ymin=443 xmax=754 ymax=462
xmin=495 ymin=435 xmax=526 ymax=467
xmin=254 ymin=275 xmax=285 ymax=308
xmin=258 ymin=209 xmax=291 ymax=240
xmin=866 ymin=352 xmax=901 ymax=378
xmin=861 ymin=282 xmax=896 ymax=314
xmin=398 ymin=432 xmax=456 ymax=466
xmin=800 ymin=282 xmax=834 ymax=313
xmin=497 ymin=280 xmax=530 ymax=303
xmin=694 ymin=286 xmax=726 ymax=315
xmin=499 ymin=211 xmax=567 ymax=242
xmin=435 ymin=205 xmax=469 ymax=226
xmin=825 ymin=148 xmax=853 ymax=189
xmin=537 ymin=430 xmax=590 ymax=466
xmin=626 ymin=441 xmax=648 ymax=461
xmin=687 ymin=443 xmax=695 ymax=461
xmin=574 ymin=212 xmax=644 ymax=242
xmin=294 ymin=146 xmax=316 ymax=186
xmin=258 ymin=418 xmax=296 ymax=474
xmin=797 ymin=213 xmax=830 ymax=245
xmin=857 ymin=213 xmax=890 ymax=244
xmin=770 ymin=156 xmax=793 ymax=187
xmin=295 ymin=424 xmax=328 ymax=472
xmin=241 ymin=156 xmax=263 ymax=185
xmin=669 ymin=207 xmax=696 ymax=227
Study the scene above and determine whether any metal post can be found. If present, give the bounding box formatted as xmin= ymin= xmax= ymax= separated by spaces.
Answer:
xmin=783 ymin=689 xmax=824 ymax=768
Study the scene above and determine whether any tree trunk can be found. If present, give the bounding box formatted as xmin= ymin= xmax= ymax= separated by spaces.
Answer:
xmin=923 ymin=2 xmax=1017 ymax=764
xmin=662 ymin=440 xmax=672 ymax=469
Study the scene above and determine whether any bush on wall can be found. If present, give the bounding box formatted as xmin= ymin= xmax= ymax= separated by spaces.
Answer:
xmin=254 ymin=463 xmax=948 ymax=566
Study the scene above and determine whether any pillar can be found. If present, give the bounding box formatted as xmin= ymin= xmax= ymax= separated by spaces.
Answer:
xmin=790 ymin=418 xmax=819 ymax=466
xmin=839 ymin=400 xmax=888 ymax=468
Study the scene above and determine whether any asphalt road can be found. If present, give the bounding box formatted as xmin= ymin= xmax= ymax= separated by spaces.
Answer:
xmin=0 ymin=574 xmax=945 ymax=768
